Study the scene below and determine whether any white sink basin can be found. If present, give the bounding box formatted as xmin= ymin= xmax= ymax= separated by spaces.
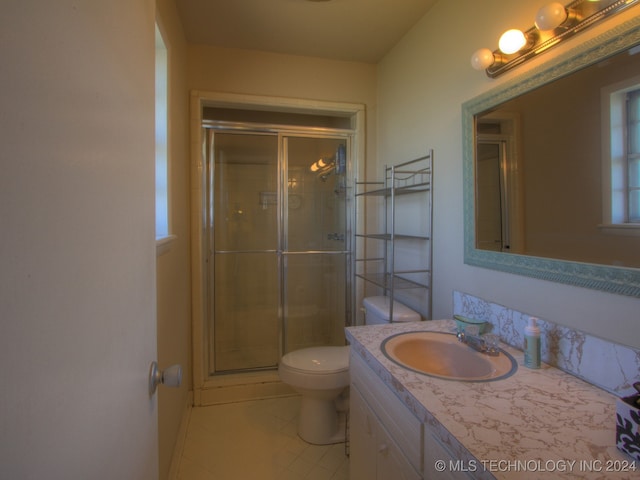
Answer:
xmin=381 ymin=331 xmax=517 ymax=381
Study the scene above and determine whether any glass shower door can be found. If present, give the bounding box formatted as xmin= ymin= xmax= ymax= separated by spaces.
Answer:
xmin=283 ymin=136 xmax=348 ymax=354
xmin=211 ymin=132 xmax=280 ymax=372
xmin=208 ymin=130 xmax=350 ymax=374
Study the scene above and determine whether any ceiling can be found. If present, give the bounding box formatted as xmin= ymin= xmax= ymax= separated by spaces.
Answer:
xmin=175 ymin=0 xmax=439 ymax=64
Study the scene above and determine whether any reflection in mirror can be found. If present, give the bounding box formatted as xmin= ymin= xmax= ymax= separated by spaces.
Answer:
xmin=476 ymin=112 xmax=524 ymax=254
xmin=463 ymin=16 xmax=640 ymax=297
xmin=476 ymin=45 xmax=640 ymax=268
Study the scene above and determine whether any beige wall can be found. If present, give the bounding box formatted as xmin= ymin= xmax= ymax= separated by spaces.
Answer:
xmin=188 ymin=44 xmax=378 ymax=173
xmin=156 ymin=1 xmax=192 ymax=479
xmin=377 ymin=0 xmax=640 ymax=348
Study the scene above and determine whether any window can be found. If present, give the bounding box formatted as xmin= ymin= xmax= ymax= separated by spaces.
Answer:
xmin=155 ymin=23 xmax=169 ymax=241
xmin=601 ymin=77 xmax=640 ymax=234
xmin=627 ymin=89 xmax=640 ymax=223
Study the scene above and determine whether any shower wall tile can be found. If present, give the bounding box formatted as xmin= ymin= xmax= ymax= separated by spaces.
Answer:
xmin=453 ymin=291 xmax=640 ymax=397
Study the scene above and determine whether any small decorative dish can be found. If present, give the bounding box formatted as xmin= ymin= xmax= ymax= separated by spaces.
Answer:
xmin=453 ymin=314 xmax=488 ymax=335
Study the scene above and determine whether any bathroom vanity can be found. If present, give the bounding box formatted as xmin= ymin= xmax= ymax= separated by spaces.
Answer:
xmin=346 ymin=320 xmax=637 ymax=480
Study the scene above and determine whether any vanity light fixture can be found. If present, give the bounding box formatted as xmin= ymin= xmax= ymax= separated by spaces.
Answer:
xmin=534 ymin=2 xmax=570 ymax=30
xmin=471 ymin=0 xmax=640 ymax=78
xmin=498 ymin=29 xmax=529 ymax=54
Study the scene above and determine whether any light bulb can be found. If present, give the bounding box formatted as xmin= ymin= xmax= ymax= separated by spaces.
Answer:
xmin=535 ymin=3 xmax=568 ymax=31
xmin=499 ymin=29 xmax=527 ymax=54
xmin=470 ymin=48 xmax=495 ymax=70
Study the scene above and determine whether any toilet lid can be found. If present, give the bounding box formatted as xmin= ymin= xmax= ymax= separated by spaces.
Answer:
xmin=363 ymin=296 xmax=421 ymax=322
xmin=281 ymin=346 xmax=349 ymax=374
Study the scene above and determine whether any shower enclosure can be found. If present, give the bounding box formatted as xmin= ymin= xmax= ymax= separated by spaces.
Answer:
xmin=203 ymin=127 xmax=352 ymax=375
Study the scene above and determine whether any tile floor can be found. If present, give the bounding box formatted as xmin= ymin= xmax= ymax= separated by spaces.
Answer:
xmin=176 ymin=396 xmax=350 ymax=480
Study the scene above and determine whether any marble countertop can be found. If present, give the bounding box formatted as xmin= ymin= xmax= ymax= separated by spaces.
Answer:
xmin=346 ymin=320 xmax=638 ymax=480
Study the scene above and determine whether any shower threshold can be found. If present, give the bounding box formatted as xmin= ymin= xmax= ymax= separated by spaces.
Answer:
xmin=196 ymin=369 xmax=295 ymax=406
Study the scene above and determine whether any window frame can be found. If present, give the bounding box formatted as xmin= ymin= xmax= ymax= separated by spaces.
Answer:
xmin=626 ymin=88 xmax=640 ymax=223
xmin=155 ymin=22 xmax=176 ymax=254
xmin=599 ymin=75 xmax=640 ymax=236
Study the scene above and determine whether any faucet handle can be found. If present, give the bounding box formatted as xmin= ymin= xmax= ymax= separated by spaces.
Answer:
xmin=482 ymin=333 xmax=500 ymax=356
xmin=483 ymin=333 xmax=498 ymax=348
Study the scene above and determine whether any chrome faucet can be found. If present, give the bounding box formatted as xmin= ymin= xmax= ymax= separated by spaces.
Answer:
xmin=456 ymin=331 xmax=500 ymax=357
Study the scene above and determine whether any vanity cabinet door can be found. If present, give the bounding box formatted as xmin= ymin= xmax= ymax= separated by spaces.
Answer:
xmin=350 ymin=386 xmax=377 ymax=480
xmin=377 ymin=423 xmax=422 ymax=480
xmin=351 ymin=385 xmax=421 ymax=480
xmin=350 ymin=353 xmax=422 ymax=470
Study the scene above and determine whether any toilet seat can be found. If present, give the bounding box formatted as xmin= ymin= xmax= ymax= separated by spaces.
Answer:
xmin=281 ymin=346 xmax=349 ymax=375
xmin=279 ymin=346 xmax=350 ymax=390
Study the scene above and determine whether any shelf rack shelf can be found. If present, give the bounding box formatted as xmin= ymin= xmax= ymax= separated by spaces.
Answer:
xmin=354 ymin=151 xmax=433 ymax=321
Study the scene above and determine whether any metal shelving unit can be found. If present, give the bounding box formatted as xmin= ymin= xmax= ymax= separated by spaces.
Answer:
xmin=354 ymin=151 xmax=433 ymax=321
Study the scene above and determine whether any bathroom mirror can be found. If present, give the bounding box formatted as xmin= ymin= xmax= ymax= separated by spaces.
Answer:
xmin=463 ymin=16 xmax=640 ymax=297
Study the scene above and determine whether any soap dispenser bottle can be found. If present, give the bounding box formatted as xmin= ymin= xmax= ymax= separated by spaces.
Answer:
xmin=524 ymin=317 xmax=541 ymax=369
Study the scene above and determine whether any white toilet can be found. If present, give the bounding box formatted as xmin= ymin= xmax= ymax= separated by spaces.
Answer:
xmin=278 ymin=346 xmax=350 ymax=445
xmin=278 ymin=296 xmax=420 ymax=445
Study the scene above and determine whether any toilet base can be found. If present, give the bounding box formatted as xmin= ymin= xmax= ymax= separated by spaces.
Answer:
xmin=297 ymin=396 xmax=346 ymax=445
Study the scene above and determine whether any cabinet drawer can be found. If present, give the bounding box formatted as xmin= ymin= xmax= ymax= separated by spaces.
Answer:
xmin=350 ymin=352 xmax=422 ymax=472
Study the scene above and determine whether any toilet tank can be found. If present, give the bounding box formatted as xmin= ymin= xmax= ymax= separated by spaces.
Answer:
xmin=363 ymin=296 xmax=421 ymax=325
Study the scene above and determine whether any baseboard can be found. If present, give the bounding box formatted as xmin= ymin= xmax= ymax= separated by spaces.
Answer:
xmin=194 ymin=372 xmax=296 ymax=406
xmin=167 ymin=390 xmax=193 ymax=480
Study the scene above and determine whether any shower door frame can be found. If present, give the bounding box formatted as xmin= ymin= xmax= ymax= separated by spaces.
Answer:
xmin=190 ymin=91 xmax=365 ymax=406
xmin=204 ymin=126 xmax=353 ymax=375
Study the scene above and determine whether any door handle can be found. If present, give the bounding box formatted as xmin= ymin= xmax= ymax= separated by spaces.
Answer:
xmin=149 ymin=361 xmax=183 ymax=395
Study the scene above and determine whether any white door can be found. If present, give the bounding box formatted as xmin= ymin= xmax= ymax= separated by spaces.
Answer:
xmin=0 ymin=1 xmax=158 ymax=478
